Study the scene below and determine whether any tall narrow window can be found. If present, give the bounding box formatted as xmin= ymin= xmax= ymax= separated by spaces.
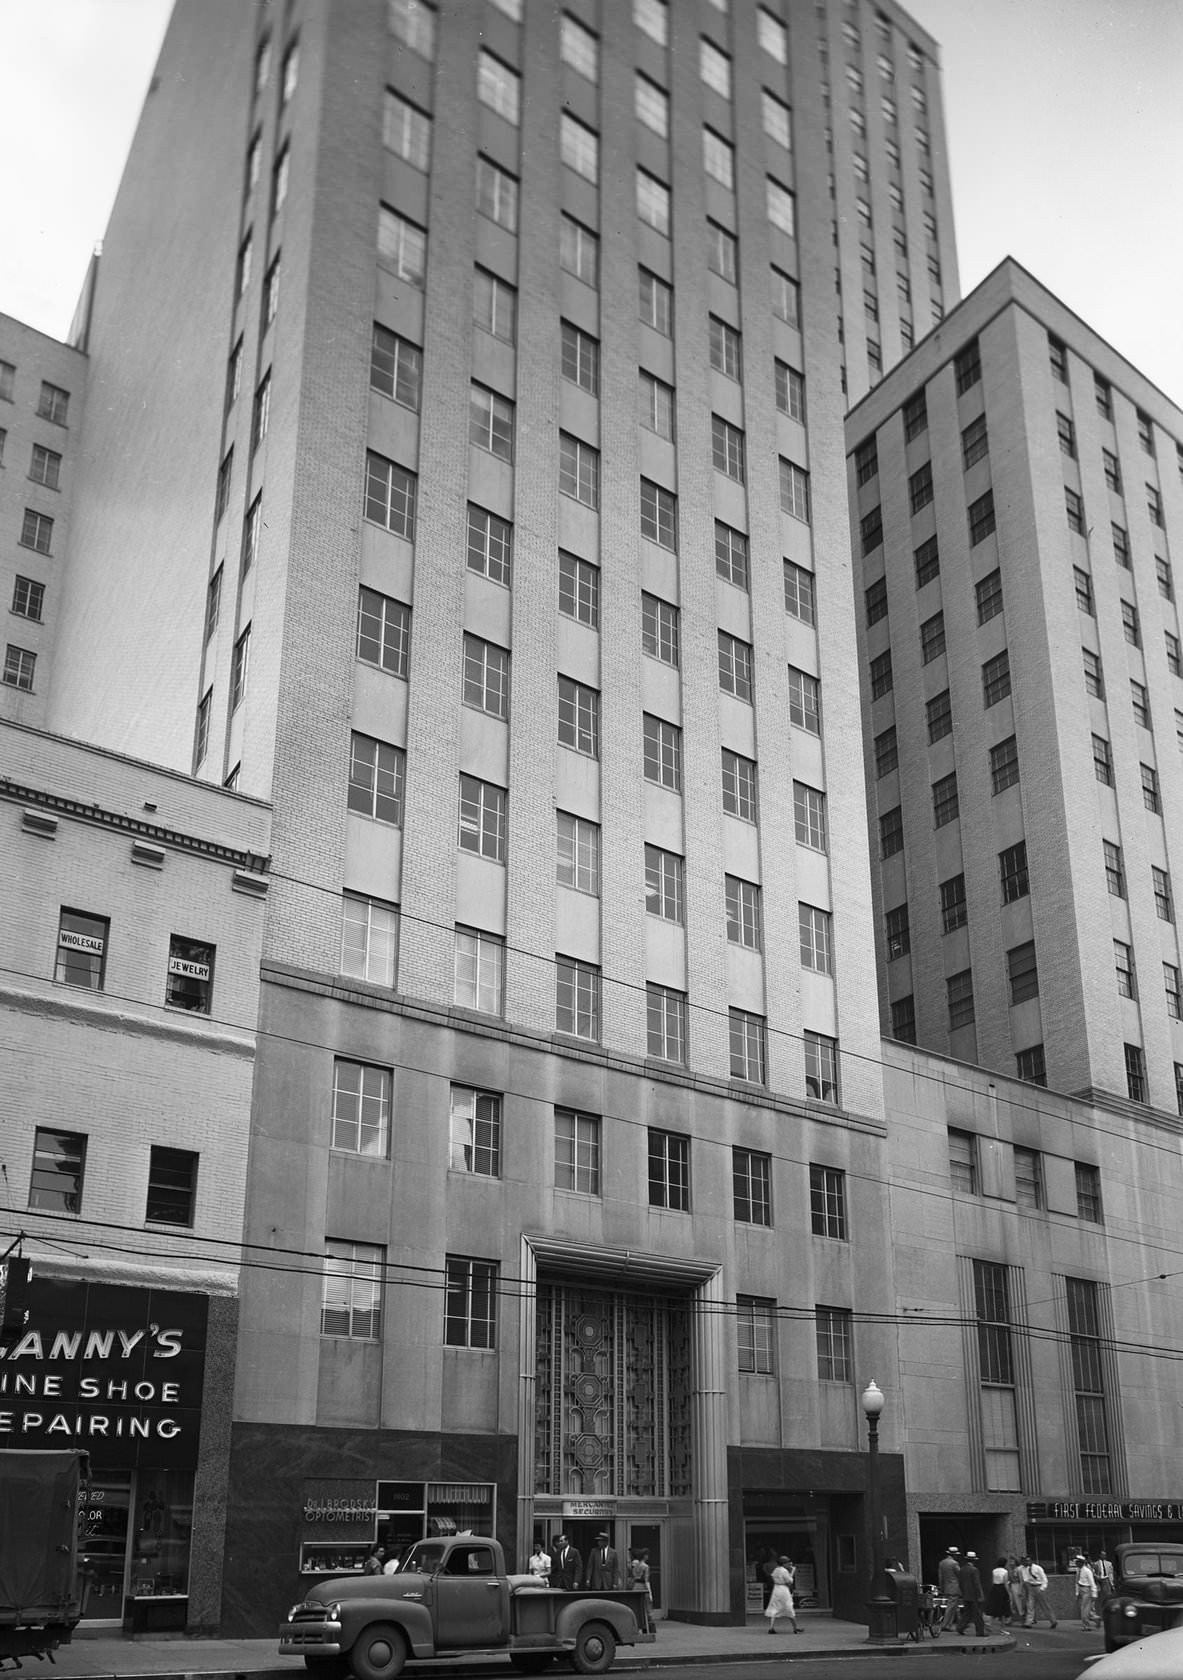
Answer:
xmin=444 ymin=1257 xmax=497 ymax=1348
xmin=555 ymin=1109 xmax=601 ymax=1192
xmin=29 ymin=1129 xmax=87 ymax=1213
xmin=648 ymin=1129 xmax=690 ymax=1211
xmin=1066 ymin=1276 xmax=1112 ymax=1494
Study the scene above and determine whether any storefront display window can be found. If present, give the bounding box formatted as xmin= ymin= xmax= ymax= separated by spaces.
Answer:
xmin=299 ymin=1481 xmax=496 ymax=1575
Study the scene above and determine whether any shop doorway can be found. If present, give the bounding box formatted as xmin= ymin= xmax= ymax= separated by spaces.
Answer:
xmin=745 ymin=1513 xmax=830 ymax=1610
xmin=78 ymin=1471 xmax=131 ymax=1622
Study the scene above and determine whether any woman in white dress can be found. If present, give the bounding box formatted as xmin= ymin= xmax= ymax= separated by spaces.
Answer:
xmin=764 ymin=1557 xmax=801 ymax=1634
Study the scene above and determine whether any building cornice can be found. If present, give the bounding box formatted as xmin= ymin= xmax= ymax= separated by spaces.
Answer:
xmin=3 ymin=778 xmax=270 ymax=874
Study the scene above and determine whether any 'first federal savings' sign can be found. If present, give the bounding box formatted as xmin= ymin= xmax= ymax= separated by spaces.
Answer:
xmin=0 ymin=1277 xmax=207 ymax=1468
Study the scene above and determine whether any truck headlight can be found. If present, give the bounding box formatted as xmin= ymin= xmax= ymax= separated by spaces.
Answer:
xmin=1123 ymin=1606 xmax=1139 ymax=1619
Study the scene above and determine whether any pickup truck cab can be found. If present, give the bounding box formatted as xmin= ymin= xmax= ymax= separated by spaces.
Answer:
xmin=280 ymin=1536 xmax=655 ymax=1679
xmin=1102 ymin=1543 xmax=1183 ymax=1652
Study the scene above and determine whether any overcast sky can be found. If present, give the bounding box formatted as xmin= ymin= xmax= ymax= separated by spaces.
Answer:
xmin=1 ymin=0 xmax=1180 ymax=404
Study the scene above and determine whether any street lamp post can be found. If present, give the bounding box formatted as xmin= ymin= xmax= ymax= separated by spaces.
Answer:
xmin=861 ymin=1380 xmax=897 ymax=1643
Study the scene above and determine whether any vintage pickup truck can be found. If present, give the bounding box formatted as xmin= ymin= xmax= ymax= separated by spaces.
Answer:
xmin=279 ymin=1536 xmax=655 ymax=1679
xmin=1102 ymin=1542 xmax=1183 ymax=1651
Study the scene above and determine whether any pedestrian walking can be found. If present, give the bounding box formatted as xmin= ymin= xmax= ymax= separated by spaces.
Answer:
xmin=1007 ymin=1556 xmax=1026 ymax=1624
xmin=764 ymin=1557 xmax=801 ymax=1634
xmin=1019 ymin=1557 xmax=1057 ymax=1627
xmin=954 ymin=1551 xmax=986 ymax=1637
xmin=1074 ymin=1554 xmax=1099 ymax=1629
xmin=987 ymin=1557 xmax=1012 ymax=1627
xmin=1095 ymin=1551 xmax=1115 ymax=1608
xmin=629 ymin=1549 xmax=654 ymax=1632
xmin=937 ymin=1547 xmax=961 ymax=1630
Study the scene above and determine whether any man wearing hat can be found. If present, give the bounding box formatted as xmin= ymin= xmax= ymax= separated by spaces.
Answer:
xmin=938 ymin=1548 xmax=961 ymax=1631
xmin=954 ymin=1552 xmax=986 ymax=1637
xmin=585 ymin=1530 xmax=622 ymax=1590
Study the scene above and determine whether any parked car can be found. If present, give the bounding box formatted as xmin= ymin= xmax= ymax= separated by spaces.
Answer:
xmin=1102 ymin=1543 xmax=1183 ymax=1652
xmin=1075 ymin=1624 xmax=1183 ymax=1679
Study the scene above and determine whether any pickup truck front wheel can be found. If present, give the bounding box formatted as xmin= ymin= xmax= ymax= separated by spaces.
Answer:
xmin=349 ymin=1624 xmax=408 ymax=1680
xmin=571 ymin=1621 xmax=616 ymax=1675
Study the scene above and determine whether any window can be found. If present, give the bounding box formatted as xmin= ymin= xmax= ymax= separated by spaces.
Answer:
xmin=1102 ymin=839 xmax=1126 ymax=898
xmin=462 ymin=634 xmax=510 ymax=719
xmin=367 ymin=326 xmax=421 ymax=413
xmin=160 ymin=932 xmax=215 ymax=1014
xmin=640 ymin=479 xmax=677 ymax=548
xmin=948 ymin=1127 xmax=978 ymax=1193
xmin=1064 ymin=487 xmax=1086 ymax=535
xmin=722 ymin=750 xmax=757 ymax=822
xmin=20 ymin=509 xmax=53 ymax=555
xmin=861 ymin=510 xmax=884 ymax=559
xmin=348 ymin=734 xmax=404 ymax=825
xmin=559 ymin=434 xmax=599 ymax=508
xmin=644 ymin=845 xmax=684 ymax=924
xmin=870 ymin=651 xmax=895 ymax=700
xmin=903 ymin=389 xmax=927 ymax=441
xmin=560 ymin=215 xmax=598 ymax=285
xmin=478 ymin=49 xmax=520 ymax=123
xmin=29 ymin=443 xmax=62 ymax=491
xmin=1102 ymin=448 xmax=1121 ymax=493
xmin=2 ymin=645 xmax=35 ymax=691
xmin=787 ymin=665 xmax=820 ymax=733
xmin=444 ymin=1256 xmax=497 ymax=1348
xmin=855 ymin=437 xmax=878 ymax=487
xmin=470 ymin=383 xmax=514 ymax=462
xmin=990 ymin=735 xmax=1019 ymax=794
xmin=708 ymin=316 xmax=741 ymax=380
xmin=970 ymin=571 xmax=1003 ymax=629
xmin=805 ymin=1033 xmax=839 ymax=1102
xmin=1046 ymin=333 xmax=1068 ymax=383
xmin=723 ymin=876 xmax=761 ymax=951
xmin=816 ymin=1307 xmax=853 ymax=1382
xmin=54 ymin=909 xmax=108 ymax=990
xmin=561 ymin=321 xmax=599 ymax=396
xmin=708 ymin=221 xmax=737 ymax=282
xmin=1000 ymin=841 xmax=1029 ymax=905
xmin=783 ymin=561 xmax=815 ymax=624
xmin=554 ymin=812 xmax=599 ymax=897
xmin=729 ymin=1010 xmax=767 ymax=1085
xmin=37 ymin=382 xmax=69 ymax=426
xmin=771 ymin=268 xmax=799 ymax=326
xmin=1007 ymin=941 xmax=1039 ymax=1006
xmin=321 ymin=1240 xmax=383 ymax=1340
xmin=798 ymin=902 xmax=831 ymax=972
xmin=454 ymin=926 xmax=504 ymax=1014
xmin=1142 ymin=762 xmax=1160 ymax=811
xmin=1153 ymin=864 xmax=1174 ymax=921
xmin=639 ymin=372 xmax=675 ymax=441
xmin=908 ymin=461 xmax=933 ymax=514
xmin=340 ymin=894 xmax=399 ymax=987
xmin=699 ymin=36 xmax=732 ymax=97
xmin=932 ymin=772 xmax=959 ymax=828
xmin=1112 ymin=523 xmax=1131 ymax=567
xmin=250 ymin=372 xmax=271 ymax=453
xmin=0 ymin=360 xmax=13 ymax=402
xmin=968 ymin=491 xmax=996 ymax=545
xmin=927 ymin=689 xmax=952 ymax=743
xmin=885 ymin=904 xmax=909 ymax=960
xmin=214 ymin=448 xmax=233 ymax=523
xmin=718 ymin=630 xmax=753 ymax=701
xmin=757 ymin=7 xmax=787 ymax=61
xmin=643 ymin=713 xmax=682 ymax=791
xmin=364 ymin=452 xmax=417 ymax=539
xmin=763 ymin=90 xmax=791 ymax=149
xmin=1075 ymin=1164 xmax=1102 ymax=1224
xmin=555 ymin=1106 xmax=601 ymax=1195
xmin=737 ymin=1297 xmax=775 ymax=1375
xmin=648 ymin=1129 xmax=690 ymax=1211
xmin=1074 ymin=567 xmax=1094 ymax=615
xmin=1131 ymin=679 xmax=1151 ymax=728
xmin=874 ymin=727 xmax=898 ymax=777
xmin=880 ymin=806 xmax=903 ymax=858
xmin=1160 ymin=559 xmax=1176 ymax=602
xmin=778 ymin=456 xmax=810 ymax=525
xmin=634 ymin=0 xmax=668 ymax=45
xmin=766 ymin=178 xmax=795 ymax=235
xmin=982 ymin=650 xmax=1011 ymax=708
xmin=458 ymin=775 xmax=507 ymax=862
xmin=194 ymin=688 xmax=212 ymax=766
xmin=703 ymin=128 xmax=735 ymax=190
xmin=920 ymin=611 xmax=946 ymax=664
xmin=450 ymin=1087 xmax=501 ymax=1178
xmin=793 ymin=782 xmax=827 ymax=852
xmin=389 ymin=0 xmax=436 ymax=57
xmin=561 ymin=113 xmax=599 ymax=183
xmin=560 ymin=11 xmax=598 ymax=79
xmin=377 ymin=206 xmax=427 ymax=282
xmin=953 ymin=339 xmax=981 ymax=395
xmin=1066 ymin=1276 xmax=1112 ymax=1494
xmin=934 ymin=877 xmax=967 ymax=938
xmin=1083 ymin=647 xmax=1104 ymax=698
xmin=914 ymin=536 xmax=939 ymax=589
xmin=733 ymin=1147 xmax=771 ymax=1223
xmin=641 ymin=593 xmax=679 ymax=667
xmin=891 ymin=996 xmax=916 ymax=1043
xmin=11 ymin=577 xmax=44 ymax=622
xmin=1137 ymin=409 xmax=1156 ymax=455
xmin=1013 ymin=1146 xmax=1043 ymax=1210
xmin=330 ymin=1059 xmax=391 ymax=1158
xmin=1093 ymin=372 xmax=1113 ymax=418
xmin=715 ymin=523 xmax=748 ymax=589
xmin=144 ymin=1146 xmax=198 ymax=1227
xmin=1016 ymin=1044 xmax=1047 ymax=1086
xmin=467 ymin=505 xmax=513 ymax=586
xmin=237 ymin=230 xmax=253 ymax=298
xmin=809 ymin=1165 xmax=847 ymax=1240
xmin=947 ymin=969 xmax=975 ymax=1030
xmin=962 ymin=414 xmax=989 ymax=469
xmin=383 ymin=89 xmax=431 ymax=169
xmin=558 ymin=676 xmax=600 ymax=756
xmin=357 ymin=588 xmax=410 ymax=678
xmin=634 ymin=72 xmax=668 ymax=136
xmin=557 ymin=956 xmax=603 ymax=1040
xmin=1166 ymin=964 xmax=1183 ymax=1021
xmin=1114 ymin=939 xmax=1135 ymax=998
xmin=639 ymin=268 xmax=672 ymax=332
xmin=558 ymin=551 xmax=599 ymax=626
xmin=646 ymin=984 xmax=688 ymax=1063
xmin=636 ymin=169 xmax=670 ymax=234
xmin=29 ymin=1128 xmax=86 ymax=1213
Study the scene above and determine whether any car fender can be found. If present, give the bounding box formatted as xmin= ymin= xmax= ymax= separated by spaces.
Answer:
xmin=555 ymin=1598 xmax=639 ymax=1645
xmin=339 ymin=1598 xmax=436 ymax=1659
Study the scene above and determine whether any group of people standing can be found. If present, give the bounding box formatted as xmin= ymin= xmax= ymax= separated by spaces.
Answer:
xmin=936 ymin=1545 xmax=1112 ymax=1634
xmin=525 ymin=1534 xmax=655 ymax=1631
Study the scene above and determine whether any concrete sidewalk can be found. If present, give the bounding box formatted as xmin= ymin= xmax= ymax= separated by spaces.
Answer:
xmin=54 ymin=1612 xmax=1015 ymax=1679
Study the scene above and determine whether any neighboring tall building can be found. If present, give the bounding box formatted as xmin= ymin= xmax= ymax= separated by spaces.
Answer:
xmin=848 ymin=258 xmax=1183 ymax=1112
xmin=0 ymin=719 xmax=270 ymax=1632
xmin=16 ymin=0 xmax=959 ymax=1628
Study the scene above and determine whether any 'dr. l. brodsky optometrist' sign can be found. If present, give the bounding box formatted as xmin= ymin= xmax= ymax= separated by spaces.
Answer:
xmin=0 ymin=1276 xmax=208 ymax=1468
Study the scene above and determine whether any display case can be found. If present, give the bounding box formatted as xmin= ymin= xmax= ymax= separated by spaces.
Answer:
xmin=299 ymin=1543 xmax=372 ymax=1576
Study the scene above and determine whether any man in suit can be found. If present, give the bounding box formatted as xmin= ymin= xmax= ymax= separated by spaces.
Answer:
xmin=585 ymin=1531 xmax=621 ymax=1590
xmin=552 ymin=1533 xmax=581 ymax=1591
xmin=954 ymin=1552 xmax=986 ymax=1637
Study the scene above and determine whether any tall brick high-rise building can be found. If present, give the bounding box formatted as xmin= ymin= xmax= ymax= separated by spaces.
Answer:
xmin=2 ymin=0 xmax=960 ymax=1629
